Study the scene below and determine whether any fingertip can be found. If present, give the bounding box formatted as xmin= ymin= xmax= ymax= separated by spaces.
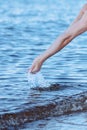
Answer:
xmin=28 ymin=67 xmax=32 ymax=73
xmin=29 ymin=69 xmax=33 ymax=74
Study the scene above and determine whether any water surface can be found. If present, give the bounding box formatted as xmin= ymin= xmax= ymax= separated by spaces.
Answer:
xmin=0 ymin=0 xmax=87 ymax=129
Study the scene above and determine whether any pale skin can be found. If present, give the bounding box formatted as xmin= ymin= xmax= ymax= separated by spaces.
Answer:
xmin=29 ymin=4 xmax=87 ymax=73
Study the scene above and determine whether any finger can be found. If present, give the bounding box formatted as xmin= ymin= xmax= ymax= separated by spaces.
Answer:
xmin=30 ymin=68 xmax=38 ymax=74
xmin=31 ymin=65 xmax=40 ymax=74
xmin=28 ymin=65 xmax=35 ymax=73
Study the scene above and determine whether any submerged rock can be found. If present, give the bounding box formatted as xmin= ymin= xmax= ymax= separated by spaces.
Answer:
xmin=1 ymin=90 xmax=87 ymax=129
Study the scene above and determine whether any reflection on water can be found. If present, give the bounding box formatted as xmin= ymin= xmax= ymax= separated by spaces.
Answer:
xmin=0 ymin=0 xmax=87 ymax=129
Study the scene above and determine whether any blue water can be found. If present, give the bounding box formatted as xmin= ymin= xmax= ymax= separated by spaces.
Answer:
xmin=0 ymin=0 xmax=87 ymax=129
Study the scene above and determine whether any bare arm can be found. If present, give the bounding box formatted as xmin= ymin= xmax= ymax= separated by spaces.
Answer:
xmin=71 ymin=4 xmax=87 ymax=25
xmin=29 ymin=5 xmax=87 ymax=73
xmin=37 ymin=19 xmax=87 ymax=63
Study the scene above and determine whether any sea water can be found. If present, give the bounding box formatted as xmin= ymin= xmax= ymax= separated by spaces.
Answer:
xmin=0 ymin=0 xmax=87 ymax=129
xmin=28 ymin=72 xmax=50 ymax=88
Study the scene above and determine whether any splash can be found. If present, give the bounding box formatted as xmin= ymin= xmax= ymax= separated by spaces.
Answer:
xmin=27 ymin=72 xmax=49 ymax=88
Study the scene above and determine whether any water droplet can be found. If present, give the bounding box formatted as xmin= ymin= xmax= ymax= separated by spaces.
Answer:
xmin=27 ymin=72 xmax=49 ymax=88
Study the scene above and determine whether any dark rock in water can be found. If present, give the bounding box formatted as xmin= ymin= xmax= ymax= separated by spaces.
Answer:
xmin=32 ymin=84 xmax=61 ymax=91
xmin=1 ymin=91 xmax=87 ymax=129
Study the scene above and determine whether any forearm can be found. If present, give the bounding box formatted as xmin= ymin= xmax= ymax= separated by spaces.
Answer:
xmin=40 ymin=33 xmax=73 ymax=62
xmin=29 ymin=4 xmax=87 ymax=74
xmin=40 ymin=20 xmax=87 ymax=62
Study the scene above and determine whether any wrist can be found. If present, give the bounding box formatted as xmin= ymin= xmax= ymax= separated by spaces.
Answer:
xmin=38 ymin=54 xmax=47 ymax=63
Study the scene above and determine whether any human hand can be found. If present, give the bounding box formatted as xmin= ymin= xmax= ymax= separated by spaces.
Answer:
xmin=29 ymin=56 xmax=43 ymax=74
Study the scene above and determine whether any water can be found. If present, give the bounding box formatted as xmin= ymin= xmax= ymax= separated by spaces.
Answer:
xmin=27 ymin=72 xmax=49 ymax=88
xmin=0 ymin=0 xmax=87 ymax=129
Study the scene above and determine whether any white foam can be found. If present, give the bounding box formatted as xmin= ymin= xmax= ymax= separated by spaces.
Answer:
xmin=27 ymin=72 xmax=49 ymax=88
